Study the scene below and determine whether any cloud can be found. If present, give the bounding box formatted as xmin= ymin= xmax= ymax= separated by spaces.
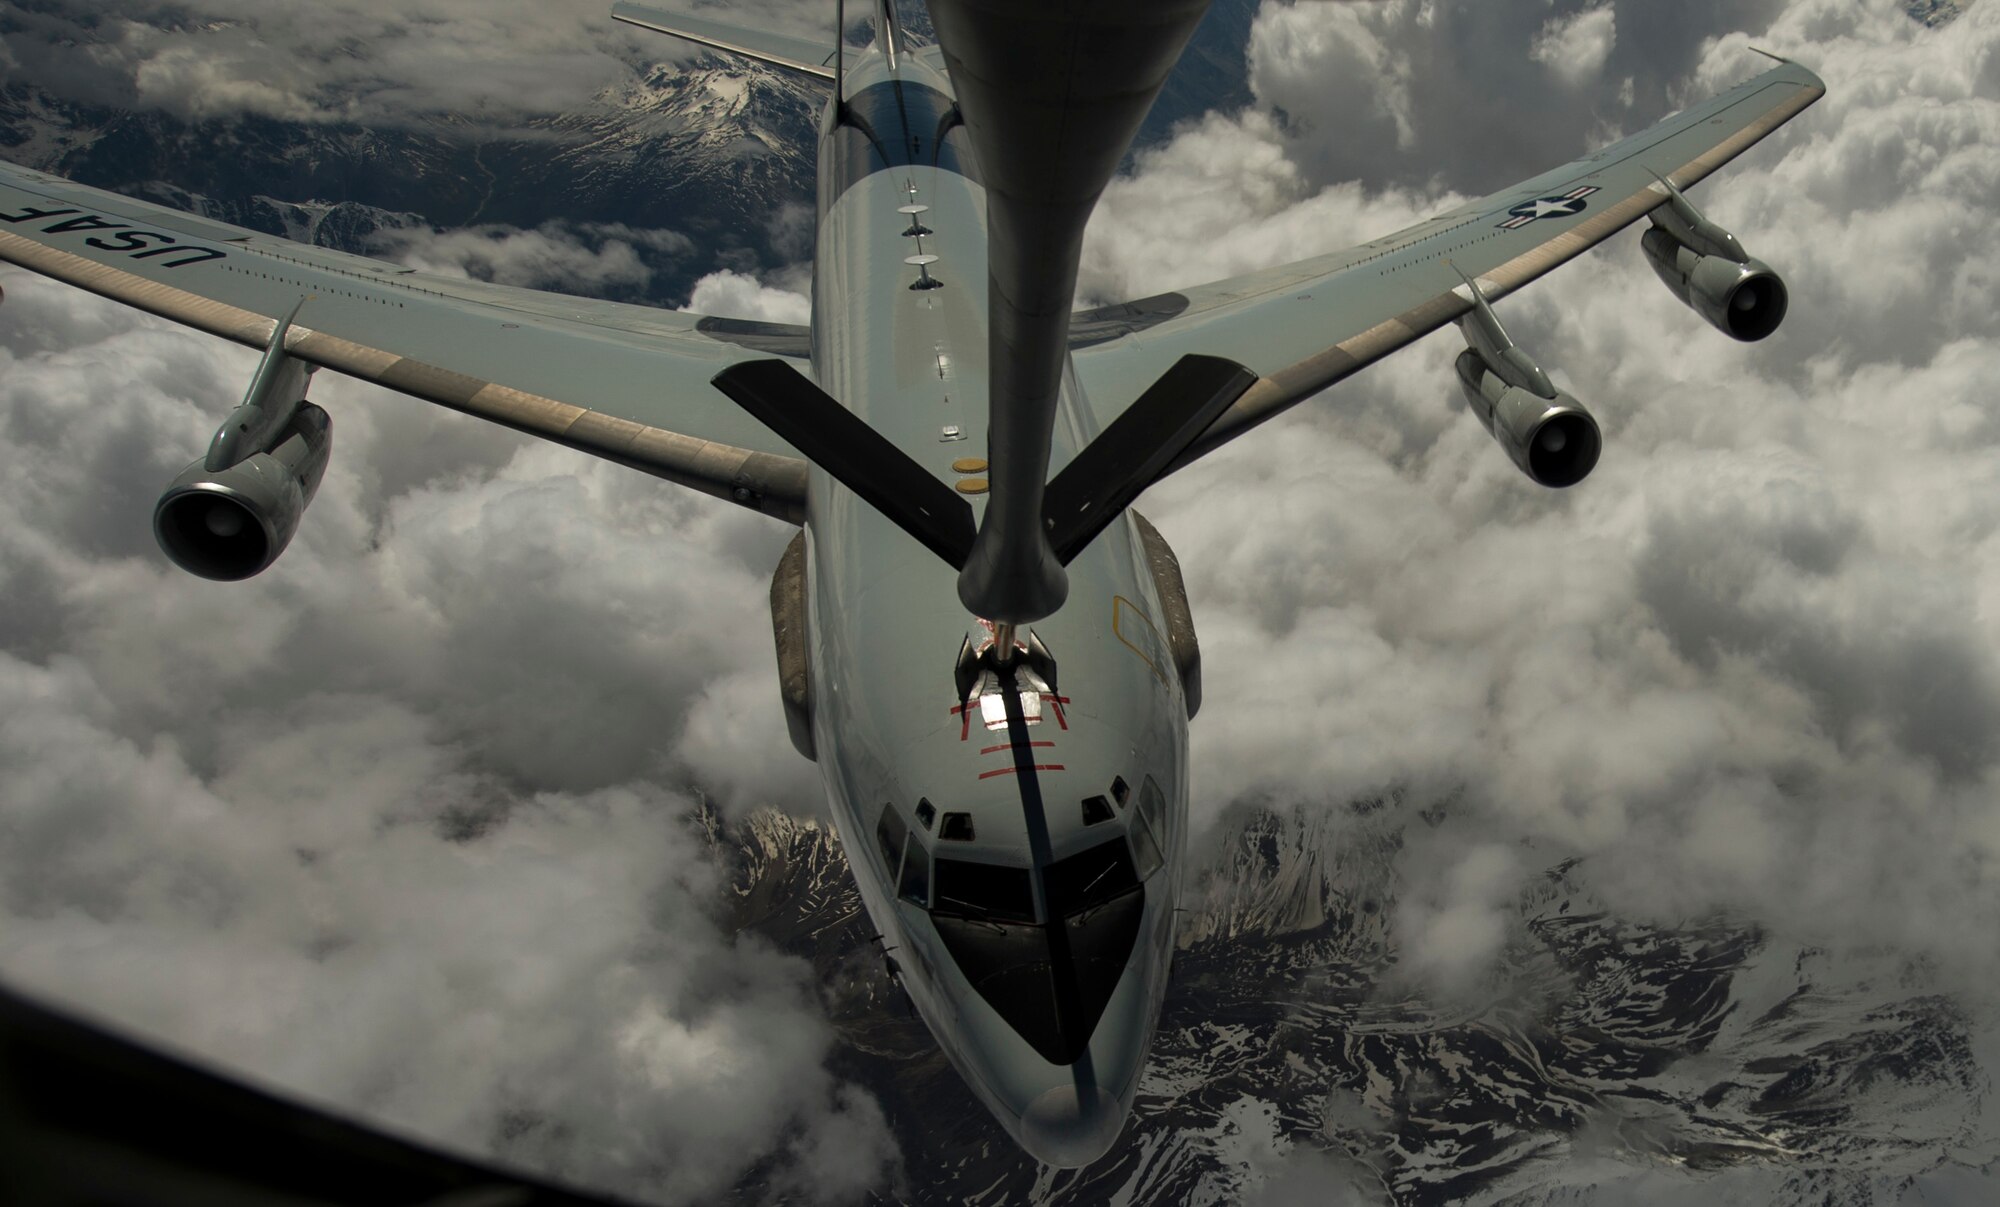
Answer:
xmin=1242 ymin=0 xmax=1791 ymax=192
xmin=1530 ymin=6 xmax=1618 ymax=87
xmin=0 ymin=270 xmax=878 ymax=1201
xmin=372 ymin=222 xmax=695 ymax=295
xmin=0 ymin=0 xmax=852 ymax=134
xmin=1389 ymin=843 xmax=1523 ymax=992
xmin=686 ymin=268 xmax=813 ymax=323
xmin=1103 ymin=0 xmax=2000 ymax=1008
xmin=0 ymin=3 xmax=624 ymax=131
xmin=4 ymin=0 xmax=2000 ymax=1199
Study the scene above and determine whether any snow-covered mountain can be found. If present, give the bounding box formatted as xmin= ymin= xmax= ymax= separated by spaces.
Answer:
xmin=0 ymin=58 xmax=821 ymax=305
xmin=706 ymin=803 xmax=1994 ymax=1205
xmin=1905 ymin=0 xmax=1968 ymax=27
xmin=0 ymin=0 xmax=1257 ymax=308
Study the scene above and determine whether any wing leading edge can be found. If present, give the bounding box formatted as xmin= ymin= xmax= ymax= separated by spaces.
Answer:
xmin=610 ymin=2 xmax=841 ymax=82
xmin=1070 ymin=58 xmax=1827 ymax=474
xmin=0 ymin=162 xmax=810 ymax=522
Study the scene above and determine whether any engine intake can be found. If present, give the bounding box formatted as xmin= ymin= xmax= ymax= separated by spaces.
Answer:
xmin=1642 ymin=229 xmax=1788 ymax=342
xmin=1641 ymin=176 xmax=1788 ymax=342
xmin=1452 ymin=272 xmax=1602 ymax=488
xmin=155 ymin=403 xmax=332 ymax=580
xmin=1455 ymin=350 xmax=1600 ymax=488
xmin=155 ymin=299 xmax=333 ymax=580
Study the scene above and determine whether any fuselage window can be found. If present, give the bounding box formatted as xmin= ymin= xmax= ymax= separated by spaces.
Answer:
xmin=1081 ymin=794 xmax=1114 ymax=826
xmin=899 ymin=841 xmax=932 ymax=906
xmin=1130 ymin=803 xmax=1164 ymax=880
xmin=939 ymin=811 xmax=976 ymax=841
xmin=915 ymin=798 xmax=937 ymax=830
xmin=876 ymin=803 xmax=908 ymax=879
xmin=1044 ymin=839 xmax=1140 ymax=917
xmin=1139 ymin=776 xmax=1169 ymax=845
xmin=932 ymin=858 xmax=1035 ymax=923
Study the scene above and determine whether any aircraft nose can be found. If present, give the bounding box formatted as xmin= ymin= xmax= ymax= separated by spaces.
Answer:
xmin=1017 ymin=1081 xmax=1124 ymax=1168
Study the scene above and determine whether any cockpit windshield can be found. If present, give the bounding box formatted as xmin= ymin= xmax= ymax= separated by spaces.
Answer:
xmin=932 ymin=858 xmax=1035 ymax=924
xmin=928 ymin=839 xmax=1146 ymax=1066
xmin=1044 ymin=838 xmax=1140 ymax=918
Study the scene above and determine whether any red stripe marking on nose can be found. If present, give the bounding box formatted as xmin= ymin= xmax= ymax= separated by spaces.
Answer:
xmin=1044 ymin=695 xmax=1069 ymax=730
xmin=980 ymin=741 xmax=1055 ymax=755
xmin=977 ymin=764 xmax=1066 ymax=780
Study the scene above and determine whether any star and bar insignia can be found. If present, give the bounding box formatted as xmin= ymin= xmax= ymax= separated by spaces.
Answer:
xmin=1496 ymin=185 xmax=1601 ymax=230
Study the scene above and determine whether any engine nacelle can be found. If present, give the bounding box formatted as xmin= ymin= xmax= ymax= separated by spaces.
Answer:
xmin=1455 ymin=349 xmax=1600 ymax=488
xmin=1642 ymin=229 xmax=1787 ymax=342
xmin=1452 ymin=271 xmax=1602 ymax=488
xmin=154 ymin=402 xmax=331 ymax=580
xmin=1641 ymin=178 xmax=1788 ymax=342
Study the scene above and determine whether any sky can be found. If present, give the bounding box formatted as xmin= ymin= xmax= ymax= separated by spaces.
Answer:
xmin=2 ymin=0 xmax=1998 ymax=1202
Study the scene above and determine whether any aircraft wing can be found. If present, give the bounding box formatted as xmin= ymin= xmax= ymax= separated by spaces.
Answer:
xmin=611 ymin=2 xmax=840 ymax=81
xmin=0 ymin=160 xmax=812 ymax=522
xmin=1069 ymin=58 xmax=1826 ymax=474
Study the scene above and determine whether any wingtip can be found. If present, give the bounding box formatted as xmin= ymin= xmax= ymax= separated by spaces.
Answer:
xmin=1749 ymin=46 xmax=1827 ymax=97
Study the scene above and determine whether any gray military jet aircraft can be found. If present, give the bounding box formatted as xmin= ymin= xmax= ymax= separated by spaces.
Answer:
xmin=0 ymin=0 xmax=1821 ymax=1170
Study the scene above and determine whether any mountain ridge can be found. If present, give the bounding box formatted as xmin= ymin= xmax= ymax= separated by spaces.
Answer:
xmin=698 ymin=803 xmax=1994 ymax=1205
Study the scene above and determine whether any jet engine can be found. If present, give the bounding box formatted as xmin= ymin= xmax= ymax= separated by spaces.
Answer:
xmin=1640 ymin=176 xmax=1788 ymax=342
xmin=1453 ymin=276 xmax=1601 ymax=488
xmin=153 ymin=301 xmax=331 ymax=580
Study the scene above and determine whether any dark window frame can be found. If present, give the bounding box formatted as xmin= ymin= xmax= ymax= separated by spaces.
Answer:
xmin=1139 ymin=776 xmax=1168 ymax=846
xmin=1044 ymin=838 xmax=1140 ymax=918
xmin=931 ymin=857 xmax=1036 ymax=924
xmin=875 ymin=803 xmax=908 ymax=881
xmin=898 ymin=840 xmax=932 ymax=906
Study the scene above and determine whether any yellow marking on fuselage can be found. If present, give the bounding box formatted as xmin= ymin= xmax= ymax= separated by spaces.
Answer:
xmin=1112 ymin=595 xmax=1169 ymax=687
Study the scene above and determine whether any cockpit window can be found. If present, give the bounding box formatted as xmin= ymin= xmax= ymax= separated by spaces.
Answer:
xmin=932 ymin=858 xmax=1035 ymax=923
xmin=938 ymin=811 xmax=975 ymax=841
xmin=1139 ymin=776 xmax=1168 ymax=843
xmin=1129 ymin=806 xmax=1164 ymax=880
xmin=915 ymin=798 xmax=936 ymax=830
xmin=930 ymin=845 xmax=1147 ymax=1066
xmin=1044 ymin=839 xmax=1139 ymax=918
xmin=1081 ymin=794 xmax=1114 ymax=826
xmin=898 ymin=841 xmax=932 ymax=906
xmin=875 ymin=804 xmax=908 ymax=877
xmin=1112 ymin=776 xmax=1130 ymax=807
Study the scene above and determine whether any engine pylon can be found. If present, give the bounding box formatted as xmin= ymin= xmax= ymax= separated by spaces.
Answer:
xmin=154 ymin=297 xmax=332 ymax=580
xmin=1452 ymin=271 xmax=1601 ymax=488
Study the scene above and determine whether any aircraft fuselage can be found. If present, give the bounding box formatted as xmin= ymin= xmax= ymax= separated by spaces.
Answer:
xmin=800 ymin=48 xmax=1190 ymax=1166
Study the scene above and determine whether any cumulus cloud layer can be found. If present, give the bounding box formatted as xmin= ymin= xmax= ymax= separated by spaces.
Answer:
xmin=3 ymin=0 xmax=1997 ymax=1200
xmin=1242 ymin=0 xmax=1790 ymax=191
xmin=1099 ymin=1 xmax=2000 ymax=1004
xmin=372 ymin=222 xmax=694 ymax=295
xmin=0 ymin=275 xmax=858 ymax=1199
